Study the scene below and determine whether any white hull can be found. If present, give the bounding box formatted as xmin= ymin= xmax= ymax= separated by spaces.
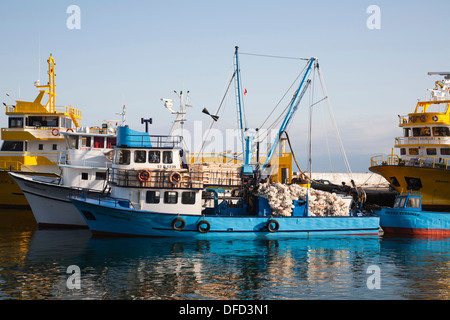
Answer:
xmin=9 ymin=172 xmax=90 ymax=228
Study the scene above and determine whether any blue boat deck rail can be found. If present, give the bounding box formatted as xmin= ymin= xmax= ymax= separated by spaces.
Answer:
xmin=70 ymin=189 xmax=136 ymax=209
xmin=108 ymin=166 xmax=242 ymax=189
xmin=126 ymin=134 xmax=184 ymax=148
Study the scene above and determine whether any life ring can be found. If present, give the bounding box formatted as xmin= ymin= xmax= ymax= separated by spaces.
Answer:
xmin=432 ymin=115 xmax=438 ymax=121
xmin=172 ymin=217 xmax=186 ymax=231
xmin=138 ymin=169 xmax=151 ymax=182
xmin=169 ymin=172 xmax=182 ymax=185
xmin=420 ymin=115 xmax=427 ymax=122
xmin=51 ymin=128 xmax=59 ymax=136
xmin=197 ymin=220 xmax=211 ymax=233
xmin=409 ymin=116 xmax=416 ymax=123
xmin=267 ymin=219 xmax=279 ymax=233
xmin=66 ymin=128 xmax=74 ymax=132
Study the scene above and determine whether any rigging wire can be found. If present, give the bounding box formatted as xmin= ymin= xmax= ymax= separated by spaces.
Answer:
xmin=240 ymin=52 xmax=310 ymax=61
xmin=194 ymin=68 xmax=236 ymax=163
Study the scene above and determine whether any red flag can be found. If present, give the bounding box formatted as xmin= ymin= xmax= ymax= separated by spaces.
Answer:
xmin=244 ymin=88 xmax=247 ymax=95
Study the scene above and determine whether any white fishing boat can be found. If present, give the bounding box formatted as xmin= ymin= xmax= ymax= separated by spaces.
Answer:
xmin=9 ymin=126 xmax=117 ymax=228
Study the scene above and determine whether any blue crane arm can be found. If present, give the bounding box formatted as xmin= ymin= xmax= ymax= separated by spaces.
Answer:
xmin=262 ymin=57 xmax=316 ymax=170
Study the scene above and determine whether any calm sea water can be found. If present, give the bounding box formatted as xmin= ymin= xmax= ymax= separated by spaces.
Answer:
xmin=1 ymin=209 xmax=449 ymax=301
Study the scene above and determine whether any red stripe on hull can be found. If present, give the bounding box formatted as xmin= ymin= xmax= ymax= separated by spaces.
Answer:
xmin=382 ymin=227 xmax=450 ymax=236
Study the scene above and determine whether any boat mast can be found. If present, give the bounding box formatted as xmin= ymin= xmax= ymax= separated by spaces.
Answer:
xmin=234 ymin=46 xmax=246 ymax=158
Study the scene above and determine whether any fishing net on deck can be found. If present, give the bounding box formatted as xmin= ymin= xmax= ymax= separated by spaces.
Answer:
xmin=256 ymin=182 xmax=350 ymax=217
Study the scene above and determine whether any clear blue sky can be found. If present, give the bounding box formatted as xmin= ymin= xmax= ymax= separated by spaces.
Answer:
xmin=1 ymin=0 xmax=449 ymax=173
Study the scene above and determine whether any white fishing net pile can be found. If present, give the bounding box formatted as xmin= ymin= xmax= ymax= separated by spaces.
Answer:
xmin=256 ymin=182 xmax=350 ymax=217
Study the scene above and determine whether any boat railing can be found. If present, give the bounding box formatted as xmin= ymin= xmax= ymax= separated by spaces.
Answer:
xmin=395 ymin=136 xmax=450 ymax=146
xmin=108 ymin=166 xmax=242 ymax=189
xmin=57 ymin=151 xmax=112 ymax=168
xmin=121 ymin=134 xmax=184 ymax=148
xmin=70 ymin=189 xmax=136 ymax=210
xmin=371 ymin=154 xmax=450 ymax=169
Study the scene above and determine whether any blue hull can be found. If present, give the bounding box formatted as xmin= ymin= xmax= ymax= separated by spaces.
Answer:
xmin=375 ymin=207 xmax=450 ymax=236
xmin=70 ymin=198 xmax=380 ymax=238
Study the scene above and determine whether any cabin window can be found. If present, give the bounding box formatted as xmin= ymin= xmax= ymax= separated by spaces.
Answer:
xmin=433 ymin=127 xmax=450 ymax=137
xmin=441 ymin=148 xmax=450 ymax=155
xmin=148 ymin=151 xmax=160 ymax=163
xmin=163 ymin=151 xmax=173 ymax=164
xmin=38 ymin=144 xmax=43 ymax=150
xmin=66 ymin=135 xmax=79 ymax=149
xmin=412 ymin=127 xmax=430 ymax=137
xmin=115 ymin=149 xmax=131 ymax=165
xmin=81 ymin=136 xmax=91 ymax=148
xmin=95 ymin=172 xmax=106 ymax=180
xmin=134 ymin=150 xmax=146 ymax=163
xmin=62 ymin=118 xmax=72 ymax=129
xmin=403 ymin=128 xmax=410 ymax=137
xmin=400 ymin=148 xmax=406 ymax=155
xmin=8 ymin=117 xmax=24 ymax=128
xmin=81 ymin=172 xmax=89 ymax=180
xmin=106 ymin=137 xmax=116 ymax=148
xmin=426 ymin=148 xmax=437 ymax=155
xmin=146 ymin=191 xmax=160 ymax=204
xmin=52 ymin=144 xmax=57 ymax=150
xmin=407 ymin=197 xmax=420 ymax=208
xmin=398 ymin=197 xmax=406 ymax=208
xmin=0 ymin=141 xmax=24 ymax=151
xmin=93 ymin=136 xmax=104 ymax=148
xmin=164 ymin=191 xmax=178 ymax=204
xmin=27 ymin=116 xmax=59 ymax=127
xmin=409 ymin=148 xmax=419 ymax=155
xmin=181 ymin=191 xmax=196 ymax=205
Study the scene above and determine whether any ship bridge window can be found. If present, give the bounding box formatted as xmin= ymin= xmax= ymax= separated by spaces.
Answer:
xmin=441 ymin=148 xmax=450 ymax=155
xmin=409 ymin=148 xmax=419 ymax=155
xmin=66 ymin=135 xmax=79 ymax=149
xmin=433 ymin=127 xmax=450 ymax=137
xmin=8 ymin=117 xmax=24 ymax=128
xmin=134 ymin=150 xmax=146 ymax=163
xmin=93 ymin=136 xmax=104 ymax=148
xmin=403 ymin=128 xmax=410 ymax=137
xmin=149 ymin=151 xmax=160 ymax=163
xmin=115 ymin=149 xmax=130 ymax=165
xmin=146 ymin=191 xmax=160 ymax=204
xmin=27 ymin=116 xmax=59 ymax=127
xmin=106 ymin=137 xmax=116 ymax=148
xmin=61 ymin=118 xmax=72 ymax=129
xmin=164 ymin=191 xmax=178 ymax=204
xmin=406 ymin=197 xmax=420 ymax=208
xmin=163 ymin=151 xmax=173 ymax=164
xmin=81 ymin=136 xmax=91 ymax=148
xmin=182 ymin=191 xmax=196 ymax=205
xmin=0 ymin=141 xmax=24 ymax=151
xmin=426 ymin=148 xmax=437 ymax=155
xmin=412 ymin=127 xmax=431 ymax=137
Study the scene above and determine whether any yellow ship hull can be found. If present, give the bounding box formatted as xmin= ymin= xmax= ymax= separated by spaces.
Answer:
xmin=369 ymin=165 xmax=450 ymax=211
xmin=0 ymin=170 xmax=57 ymax=209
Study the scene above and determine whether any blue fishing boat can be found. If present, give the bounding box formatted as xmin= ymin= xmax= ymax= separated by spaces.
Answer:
xmin=69 ymin=49 xmax=380 ymax=238
xmin=69 ymin=127 xmax=379 ymax=238
xmin=374 ymin=192 xmax=450 ymax=236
